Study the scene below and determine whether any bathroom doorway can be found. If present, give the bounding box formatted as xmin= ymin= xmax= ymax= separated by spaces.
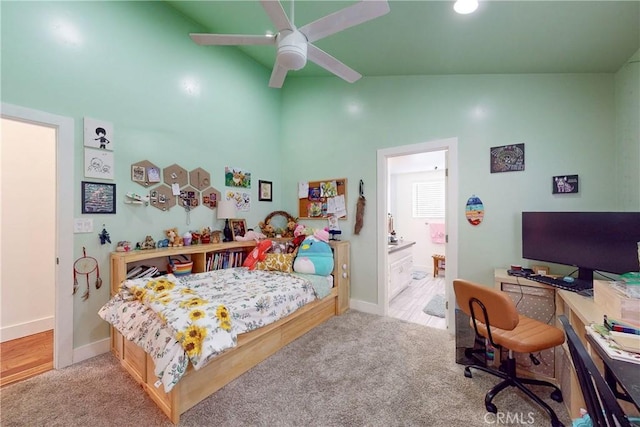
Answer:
xmin=376 ymin=138 xmax=459 ymax=333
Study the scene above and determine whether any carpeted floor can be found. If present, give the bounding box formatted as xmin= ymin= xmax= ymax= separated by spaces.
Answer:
xmin=1 ymin=310 xmax=571 ymax=427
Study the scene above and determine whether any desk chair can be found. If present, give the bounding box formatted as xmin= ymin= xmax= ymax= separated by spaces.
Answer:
xmin=558 ymin=315 xmax=634 ymax=427
xmin=453 ymin=279 xmax=566 ymax=427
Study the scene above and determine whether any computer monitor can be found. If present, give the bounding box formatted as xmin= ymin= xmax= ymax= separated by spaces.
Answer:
xmin=522 ymin=211 xmax=640 ymax=282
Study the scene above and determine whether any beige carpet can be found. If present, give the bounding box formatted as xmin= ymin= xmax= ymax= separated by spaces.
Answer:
xmin=1 ymin=310 xmax=571 ymax=426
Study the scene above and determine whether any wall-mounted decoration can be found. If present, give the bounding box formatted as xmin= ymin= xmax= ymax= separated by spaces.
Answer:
xmin=298 ymin=178 xmax=347 ymax=220
xmin=149 ymin=184 xmax=176 ymax=211
xmin=83 ymin=117 xmax=114 ymax=150
xmin=225 ymin=166 xmax=251 ymax=188
xmin=189 ymin=167 xmax=211 ymax=191
xmin=465 ymin=195 xmax=484 ymax=226
xmin=131 ymin=160 xmax=161 ymax=188
xmin=230 ymin=219 xmax=247 ymax=241
xmin=258 ymin=180 xmax=272 ymax=201
xmin=490 ymin=143 xmax=525 ymax=173
xmin=225 ymin=190 xmax=250 ymax=212
xmin=202 ymin=187 xmax=221 ymax=210
xmin=553 ymin=174 xmax=579 ymax=194
xmin=163 ymin=164 xmax=188 ymax=189
xmin=178 ymin=186 xmax=200 ymax=209
xmin=82 ymin=181 xmax=116 ymax=214
xmin=85 ymin=148 xmax=114 ymax=179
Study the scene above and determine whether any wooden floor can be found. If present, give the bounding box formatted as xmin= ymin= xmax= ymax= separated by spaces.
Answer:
xmin=0 ymin=330 xmax=53 ymax=387
xmin=389 ymin=271 xmax=446 ymax=329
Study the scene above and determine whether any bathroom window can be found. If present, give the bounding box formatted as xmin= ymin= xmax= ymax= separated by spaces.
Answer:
xmin=413 ymin=180 xmax=445 ymax=218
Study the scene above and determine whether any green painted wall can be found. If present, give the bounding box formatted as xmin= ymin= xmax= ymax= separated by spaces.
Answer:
xmin=1 ymin=1 xmax=638 ymax=350
xmin=615 ymin=49 xmax=640 ymax=210
xmin=1 ymin=1 xmax=282 ymax=347
xmin=280 ymin=73 xmax=637 ymax=302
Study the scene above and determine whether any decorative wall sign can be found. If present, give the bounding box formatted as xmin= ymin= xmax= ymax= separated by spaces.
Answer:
xmin=552 ymin=175 xmax=579 ymax=194
xmin=83 ymin=117 xmax=114 ymax=150
xmin=81 ymin=181 xmax=116 ymax=214
xmin=225 ymin=166 xmax=251 ymax=188
xmin=490 ymin=143 xmax=525 ymax=173
xmin=465 ymin=195 xmax=484 ymax=226
xmin=85 ymin=148 xmax=114 ymax=179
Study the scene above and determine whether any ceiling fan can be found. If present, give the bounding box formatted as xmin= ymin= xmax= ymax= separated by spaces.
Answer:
xmin=190 ymin=0 xmax=390 ymax=88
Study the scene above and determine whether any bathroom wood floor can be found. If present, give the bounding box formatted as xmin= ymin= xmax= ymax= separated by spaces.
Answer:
xmin=389 ymin=273 xmax=447 ymax=329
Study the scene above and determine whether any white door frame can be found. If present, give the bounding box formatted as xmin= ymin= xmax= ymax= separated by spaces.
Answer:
xmin=376 ymin=138 xmax=459 ymax=332
xmin=1 ymin=103 xmax=74 ymax=368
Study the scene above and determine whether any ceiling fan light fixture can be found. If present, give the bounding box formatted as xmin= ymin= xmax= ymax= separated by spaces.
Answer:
xmin=454 ymin=0 xmax=478 ymax=15
xmin=278 ymin=44 xmax=307 ymax=70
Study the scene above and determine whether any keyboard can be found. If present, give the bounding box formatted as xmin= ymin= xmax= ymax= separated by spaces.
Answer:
xmin=526 ymin=275 xmax=593 ymax=294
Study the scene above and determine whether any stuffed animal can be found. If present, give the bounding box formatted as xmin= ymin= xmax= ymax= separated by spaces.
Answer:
xmin=289 ymin=224 xmax=308 ymax=251
xmin=235 ymin=229 xmax=267 ymax=242
xmin=139 ymin=235 xmax=156 ymax=250
xmin=313 ymin=227 xmax=330 ymax=243
xmin=243 ymin=240 xmax=273 ymax=270
xmin=116 ymin=241 xmax=132 ymax=252
xmin=293 ymin=236 xmax=334 ymax=276
xmin=190 ymin=231 xmax=201 ymax=245
xmin=200 ymin=227 xmax=211 ymax=244
xmin=166 ymin=228 xmax=184 ymax=247
xmin=157 ymin=239 xmax=170 ymax=248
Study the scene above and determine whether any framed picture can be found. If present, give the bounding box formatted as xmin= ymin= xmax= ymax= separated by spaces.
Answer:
xmin=552 ymin=174 xmax=579 ymax=194
xmin=229 ymin=219 xmax=247 ymax=240
xmin=258 ymin=180 xmax=272 ymax=202
xmin=490 ymin=143 xmax=525 ymax=173
xmin=81 ymin=181 xmax=116 ymax=214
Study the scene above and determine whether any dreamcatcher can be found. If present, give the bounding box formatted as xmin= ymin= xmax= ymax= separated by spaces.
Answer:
xmin=73 ymin=247 xmax=102 ymax=301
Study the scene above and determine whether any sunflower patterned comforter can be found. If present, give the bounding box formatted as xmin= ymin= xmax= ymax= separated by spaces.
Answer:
xmin=99 ymin=268 xmax=319 ymax=392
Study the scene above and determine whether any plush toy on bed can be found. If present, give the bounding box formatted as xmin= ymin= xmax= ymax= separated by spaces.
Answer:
xmin=293 ymin=236 xmax=334 ymax=276
xmin=243 ymin=239 xmax=273 ymax=270
xmin=235 ymin=229 xmax=266 ymax=242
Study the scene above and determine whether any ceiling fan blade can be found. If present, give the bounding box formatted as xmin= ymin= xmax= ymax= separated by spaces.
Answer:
xmin=299 ymin=0 xmax=390 ymax=44
xmin=260 ymin=0 xmax=293 ymax=32
xmin=307 ymin=44 xmax=361 ymax=83
xmin=190 ymin=33 xmax=275 ymax=46
xmin=269 ymin=62 xmax=288 ymax=88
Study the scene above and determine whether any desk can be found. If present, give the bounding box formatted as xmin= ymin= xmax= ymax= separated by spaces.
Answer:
xmin=494 ymin=270 xmax=640 ymax=417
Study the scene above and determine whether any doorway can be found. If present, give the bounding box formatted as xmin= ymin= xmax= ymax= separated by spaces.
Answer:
xmin=376 ymin=138 xmax=459 ymax=332
xmin=1 ymin=103 xmax=75 ymax=371
xmin=387 ymin=151 xmax=447 ymax=329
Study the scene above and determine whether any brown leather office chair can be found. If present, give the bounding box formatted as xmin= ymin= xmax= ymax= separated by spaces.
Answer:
xmin=454 ymin=279 xmax=566 ymax=427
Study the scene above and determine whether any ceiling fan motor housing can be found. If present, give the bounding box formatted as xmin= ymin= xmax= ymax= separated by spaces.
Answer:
xmin=277 ymin=30 xmax=307 ymax=70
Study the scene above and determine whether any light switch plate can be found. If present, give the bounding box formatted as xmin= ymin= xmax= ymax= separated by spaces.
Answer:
xmin=74 ymin=218 xmax=93 ymax=233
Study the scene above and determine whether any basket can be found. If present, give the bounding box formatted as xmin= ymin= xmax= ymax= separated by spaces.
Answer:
xmin=168 ymin=256 xmax=193 ymax=276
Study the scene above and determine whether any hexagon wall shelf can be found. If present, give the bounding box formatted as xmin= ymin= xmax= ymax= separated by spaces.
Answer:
xmin=178 ymin=186 xmax=200 ymax=209
xmin=131 ymin=160 xmax=161 ymax=188
xmin=201 ymin=187 xmax=221 ymax=210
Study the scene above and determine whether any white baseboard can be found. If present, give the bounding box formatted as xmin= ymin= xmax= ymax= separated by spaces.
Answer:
xmin=1 ymin=317 xmax=54 ymax=342
xmin=72 ymin=338 xmax=110 ymax=364
xmin=349 ymin=298 xmax=383 ymax=316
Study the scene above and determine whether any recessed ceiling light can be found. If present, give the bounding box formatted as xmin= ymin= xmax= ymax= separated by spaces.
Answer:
xmin=454 ymin=0 xmax=478 ymax=15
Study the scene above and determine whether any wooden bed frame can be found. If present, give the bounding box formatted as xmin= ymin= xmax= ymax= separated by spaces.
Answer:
xmin=109 ymin=240 xmax=350 ymax=424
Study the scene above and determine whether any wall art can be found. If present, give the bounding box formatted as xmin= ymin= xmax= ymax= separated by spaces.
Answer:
xmin=85 ymin=148 xmax=114 ymax=179
xmin=553 ymin=174 xmax=579 ymax=194
xmin=258 ymin=180 xmax=272 ymax=201
xmin=82 ymin=181 xmax=116 ymax=214
xmin=225 ymin=166 xmax=251 ymax=188
xmin=83 ymin=117 xmax=114 ymax=150
xmin=490 ymin=143 xmax=525 ymax=173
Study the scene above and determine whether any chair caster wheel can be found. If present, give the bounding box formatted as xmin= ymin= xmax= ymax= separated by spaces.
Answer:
xmin=550 ymin=389 xmax=563 ymax=402
xmin=485 ymin=403 xmax=497 ymax=413
xmin=464 ymin=367 xmax=472 ymax=378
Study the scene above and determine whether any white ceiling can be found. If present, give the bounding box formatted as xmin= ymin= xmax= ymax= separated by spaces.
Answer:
xmin=167 ymin=0 xmax=640 ymax=79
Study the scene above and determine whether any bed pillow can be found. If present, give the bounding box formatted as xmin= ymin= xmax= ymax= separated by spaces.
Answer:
xmin=255 ymin=253 xmax=295 ymax=273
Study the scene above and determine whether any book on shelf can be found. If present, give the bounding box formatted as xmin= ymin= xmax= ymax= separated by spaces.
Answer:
xmin=585 ymin=324 xmax=640 ymax=364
